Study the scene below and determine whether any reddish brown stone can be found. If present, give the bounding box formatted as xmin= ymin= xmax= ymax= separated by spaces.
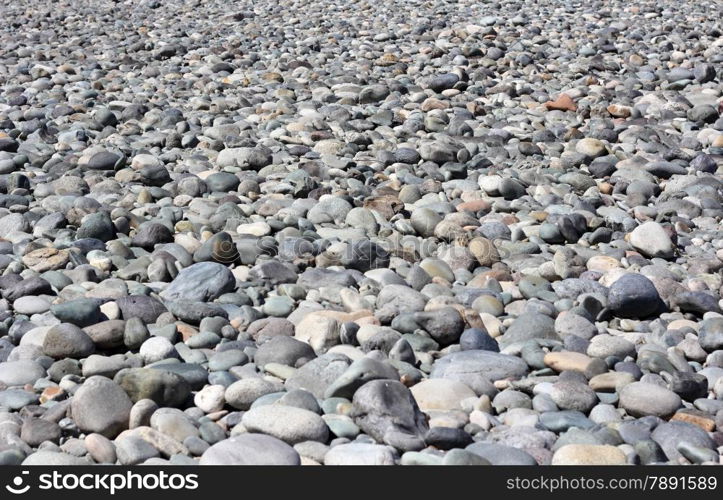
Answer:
xmin=40 ymin=386 xmax=65 ymax=403
xmin=671 ymin=410 xmax=716 ymax=432
xmin=176 ymin=322 xmax=198 ymax=342
xmin=456 ymin=199 xmax=491 ymax=213
xmin=546 ymin=94 xmax=577 ymax=112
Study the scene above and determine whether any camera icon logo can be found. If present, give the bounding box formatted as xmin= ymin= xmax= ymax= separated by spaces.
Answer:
xmin=5 ymin=471 xmax=30 ymax=495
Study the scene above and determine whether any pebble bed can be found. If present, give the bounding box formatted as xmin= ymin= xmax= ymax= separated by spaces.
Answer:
xmin=0 ymin=0 xmax=722 ymax=466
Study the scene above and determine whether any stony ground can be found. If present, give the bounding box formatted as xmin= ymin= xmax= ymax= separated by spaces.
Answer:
xmin=0 ymin=0 xmax=721 ymax=466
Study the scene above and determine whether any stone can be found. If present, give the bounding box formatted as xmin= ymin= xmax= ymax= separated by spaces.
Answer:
xmin=43 ymin=323 xmax=96 ymax=359
xmin=117 ymin=426 xmax=188 ymax=457
xmin=139 ymin=336 xmax=177 ymax=364
xmin=129 ymin=400 xmax=158 ymax=429
xmin=194 ymin=385 xmax=226 ymax=413
xmin=671 ymin=410 xmax=716 ymax=432
xmin=431 ymin=350 xmax=528 ymax=384
xmin=324 ymin=443 xmax=396 ymax=465
xmin=651 ymin=422 xmax=715 ymax=462
xmin=285 ymin=353 xmax=352 ymax=399
xmin=295 ymin=313 xmax=341 ymax=354
xmin=71 ymin=376 xmax=133 ymax=438
xmin=76 ymin=212 xmax=115 ymax=241
xmin=241 ymin=405 xmax=329 ymax=444
xmin=460 ymin=327 xmax=499 ymax=352
xmin=629 ymin=222 xmax=674 ymax=258
xmin=115 ymin=368 xmax=192 ymax=407
xmin=307 ymin=197 xmax=353 ymax=225
xmin=545 ymin=94 xmax=576 ymax=111
xmin=351 ymin=380 xmax=429 ymax=451
xmin=22 ymin=248 xmax=70 ymax=272
xmin=116 ymin=436 xmax=160 ymax=465
xmin=117 ymin=296 xmax=167 ymax=324
xmin=131 ymin=223 xmax=173 ymax=250
xmin=376 ymin=284 xmax=428 ymax=320
xmin=50 ymin=299 xmax=104 ymax=327
xmin=429 ymin=73 xmax=459 ymax=92
xmin=13 ymin=296 xmax=51 ymax=315
xmin=410 ymin=208 xmax=442 ymax=237
xmin=699 ymin=318 xmax=723 ymax=352
xmin=84 ymin=320 xmax=126 ymax=349
xmin=254 ymin=336 xmax=316 ymax=368
xmin=0 ymin=360 xmax=46 ymax=386
xmin=469 ymin=237 xmax=500 ymax=267
xmin=22 ymin=452 xmax=90 ymax=466
xmin=200 ymin=434 xmax=300 ymax=465
xmin=82 ymin=355 xmax=128 ymax=378
xmin=324 ymin=357 xmax=399 ymax=399
xmin=224 ymin=378 xmax=283 ymax=410
xmin=497 ymin=313 xmax=558 ymax=348
xmin=21 ymin=418 xmax=61 ymax=446
xmin=2 ymin=0 xmax=722 ymax=473
xmin=607 ymin=274 xmax=663 ymax=318
xmin=576 ymin=138 xmax=606 ymax=158
xmin=619 ymin=382 xmax=682 ymax=418
xmin=544 ymin=352 xmax=596 ymax=374
xmin=552 ymin=444 xmax=626 ymax=465
xmin=442 ymin=449 xmax=491 ymax=465
xmin=410 ymin=308 xmax=465 ymax=346
xmin=160 ymin=262 xmax=236 ymax=302
xmin=549 ymin=381 xmax=598 ymax=413
xmin=85 ymin=433 xmax=117 ymax=464
xmin=410 ymin=379 xmax=476 ymax=411
xmin=466 ymin=443 xmax=537 ymax=465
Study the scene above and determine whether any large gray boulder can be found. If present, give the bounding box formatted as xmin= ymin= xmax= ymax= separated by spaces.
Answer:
xmin=160 ymin=262 xmax=236 ymax=302
xmin=350 ymin=380 xmax=428 ymax=452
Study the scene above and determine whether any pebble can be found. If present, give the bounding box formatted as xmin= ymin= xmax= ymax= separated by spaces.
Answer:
xmin=85 ymin=433 xmax=117 ymax=464
xmin=22 ymin=452 xmax=90 ymax=466
xmin=651 ymin=422 xmax=716 ymax=462
xmin=70 ymin=376 xmax=133 ymax=438
xmin=225 ymin=378 xmax=283 ymax=410
xmin=466 ymin=443 xmax=538 ymax=465
xmin=432 ymin=350 xmax=528 ymax=384
xmin=199 ymin=434 xmax=300 ymax=465
xmin=549 ymin=381 xmax=599 ymax=413
xmin=116 ymin=436 xmax=160 ymax=465
xmin=629 ymin=222 xmax=675 ymax=259
xmin=324 ymin=443 xmax=397 ymax=466
xmin=20 ymin=418 xmax=61 ymax=446
xmin=115 ymin=369 xmax=191 ymax=407
xmin=619 ymin=382 xmax=682 ymax=419
xmin=194 ymin=385 xmax=226 ymax=414
xmin=552 ymin=444 xmax=626 ymax=465
xmin=0 ymin=360 xmax=46 ymax=387
xmin=43 ymin=323 xmax=96 ymax=359
xmin=351 ymin=380 xmax=428 ymax=451
xmin=607 ymin=274 xmax=663 ymax=318
xmin=410 ymin=379 xmax=477 ymax=411
xmin=241 ymin=405 xmax=329 ymax=444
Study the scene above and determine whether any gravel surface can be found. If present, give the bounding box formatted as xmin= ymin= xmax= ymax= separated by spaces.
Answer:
xmin=0 ymin=0 xmax=722 ymax=466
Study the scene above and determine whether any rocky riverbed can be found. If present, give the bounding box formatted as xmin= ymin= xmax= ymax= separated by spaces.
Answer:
xmin=0 ymin=0 xmax=722 ymax=466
